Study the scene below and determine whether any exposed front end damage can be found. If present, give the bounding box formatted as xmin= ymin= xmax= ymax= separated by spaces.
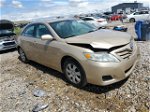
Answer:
xmin=0 ymin=20 xmax=16 ymax=51
xmin=67 ymin=38 xmax=140 ymax=86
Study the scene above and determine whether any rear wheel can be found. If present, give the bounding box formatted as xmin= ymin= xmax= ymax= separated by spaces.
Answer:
xmin=130 ymin=18 xmax=135 ymax=23
xmin=63 ymin=58 xmax=87 ymax=88
xmin=18 ymin=48 xmax=29 ymax=63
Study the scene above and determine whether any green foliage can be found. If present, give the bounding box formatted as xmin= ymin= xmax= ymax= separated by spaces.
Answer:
xmin=14 ymin=27 xmax=22 ymax=35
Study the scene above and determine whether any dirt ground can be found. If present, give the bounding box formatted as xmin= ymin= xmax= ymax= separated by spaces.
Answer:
xmin=0 ymin=22 xmax=150 ymax=112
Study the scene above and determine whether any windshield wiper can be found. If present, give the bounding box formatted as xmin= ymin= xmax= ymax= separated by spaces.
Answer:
xmin=87 ymin=29 xmax=98 ymax=33
xmin=66 ymin=34 xmax=77 ymax=38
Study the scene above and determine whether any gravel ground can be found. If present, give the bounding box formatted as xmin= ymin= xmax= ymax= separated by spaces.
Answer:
xmin=0 ymin=24 xmax=150 ymax=112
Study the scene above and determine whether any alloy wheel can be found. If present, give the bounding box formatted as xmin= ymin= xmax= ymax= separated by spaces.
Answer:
xmin=65 ymin=63 xmax=81 ymax=84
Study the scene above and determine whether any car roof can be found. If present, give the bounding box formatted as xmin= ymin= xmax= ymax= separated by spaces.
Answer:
xmin=31 ymin=18 xmax=76 ymax=24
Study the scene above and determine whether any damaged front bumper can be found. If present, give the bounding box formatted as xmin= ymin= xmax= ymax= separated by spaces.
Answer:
xmin=80 ymin=43 xmax=140 ymax=86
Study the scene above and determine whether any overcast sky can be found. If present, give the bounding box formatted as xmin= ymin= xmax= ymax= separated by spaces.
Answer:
xmin=0 ymin=0 xmax=150 ymax=21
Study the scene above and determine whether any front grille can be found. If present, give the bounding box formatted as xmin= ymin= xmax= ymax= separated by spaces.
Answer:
xmin=116 ymin=49 xmax=132 ymax=59
xmin=3 ymin=42 xmax=15 ymax=46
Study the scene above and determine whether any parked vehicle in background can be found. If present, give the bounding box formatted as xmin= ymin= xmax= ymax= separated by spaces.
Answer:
xmin=93 ymin=14 xmax=111 ymax=21
xmin=80 ymin=17 xmax=107 ymax=28
xmin=124 ymin=10 xmax=150 ymax=23
xmin=0 ymin=20 xmax=16 ymax=51
xmin=103 ymin=12 xmax=113 ymax=16
xmin=17 ymin=18 xmax=140 ymax=88
xmin=110 ymin=14 xmax=122 ymax=21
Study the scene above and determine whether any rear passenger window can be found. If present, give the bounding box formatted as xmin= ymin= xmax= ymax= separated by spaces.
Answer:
xmin=22 ymin=25 xmax=35 ymax=37
xmin=35 ymin=24 xmax=51 ymax=38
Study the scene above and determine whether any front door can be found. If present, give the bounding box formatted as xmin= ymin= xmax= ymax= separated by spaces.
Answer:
xmin=33 ymin=24 xmax=59 ymax=68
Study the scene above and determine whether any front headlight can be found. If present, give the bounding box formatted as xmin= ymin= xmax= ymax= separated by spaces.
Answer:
xmin=84 ymin=52 xmax=120 ymax=62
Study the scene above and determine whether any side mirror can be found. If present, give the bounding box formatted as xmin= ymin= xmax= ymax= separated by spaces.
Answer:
xmin=41 ymin=34 xmax=53 ymax=40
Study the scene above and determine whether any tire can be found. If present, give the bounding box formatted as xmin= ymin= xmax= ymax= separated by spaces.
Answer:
xmin=130 ymin=18 xmax=135 ymax=23
xmin=63 ymin=58 xmax=87 ymax=88
xmin=18 ymin=48 xmax=29 ymax=63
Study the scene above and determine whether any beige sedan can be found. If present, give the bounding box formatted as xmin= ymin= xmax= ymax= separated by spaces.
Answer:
xmin=17 ymin=19 xmax=140 ymax=88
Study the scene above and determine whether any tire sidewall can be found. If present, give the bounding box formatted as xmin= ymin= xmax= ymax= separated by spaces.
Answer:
xmin=63 ymin=58 xmax=87 ymax=88
xmin=130 ymin=18 xmax=135 ymax=23
xmin=18 ymin=48 xmax=28 ymax=63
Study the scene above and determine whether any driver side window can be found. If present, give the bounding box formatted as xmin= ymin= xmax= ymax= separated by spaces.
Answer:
xmin=35 ymin=24 xmax=51 ymax=39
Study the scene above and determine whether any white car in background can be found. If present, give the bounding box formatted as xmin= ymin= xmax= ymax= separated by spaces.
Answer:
xmin=125 ymin=10 xmax=150 ymax=22
xmin=81 ymin=17 xmax=107 ymax=28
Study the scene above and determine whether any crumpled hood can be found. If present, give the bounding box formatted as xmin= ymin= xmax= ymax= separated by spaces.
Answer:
xmin=65 ymin=29 xmax=131 ymax=49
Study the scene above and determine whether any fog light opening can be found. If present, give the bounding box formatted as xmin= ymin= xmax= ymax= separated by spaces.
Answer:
xmin=102 ymin=75 xmax=113 ymax=81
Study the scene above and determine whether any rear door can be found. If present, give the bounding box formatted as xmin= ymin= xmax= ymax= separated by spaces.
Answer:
xmin=134 ymin=11 xmax=149 ymax=21
xmin=133 ymin=12 xmax=142 ymax=21
xmin=140 ymin=11 xmax=150 ymax=20
xmin=20 ymin=24 xmax=37 ymax=60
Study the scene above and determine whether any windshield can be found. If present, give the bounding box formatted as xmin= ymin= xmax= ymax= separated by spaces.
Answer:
xmin=50 ymin=20 xmax=97 ymax=39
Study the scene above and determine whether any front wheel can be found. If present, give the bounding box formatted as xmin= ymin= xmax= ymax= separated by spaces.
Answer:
xmin=63 ymin=58 xmax=87 ymax=88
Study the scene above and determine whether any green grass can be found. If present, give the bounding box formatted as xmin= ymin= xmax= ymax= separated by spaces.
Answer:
xmin=14 ymin=27 xmax=22 ymax=35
